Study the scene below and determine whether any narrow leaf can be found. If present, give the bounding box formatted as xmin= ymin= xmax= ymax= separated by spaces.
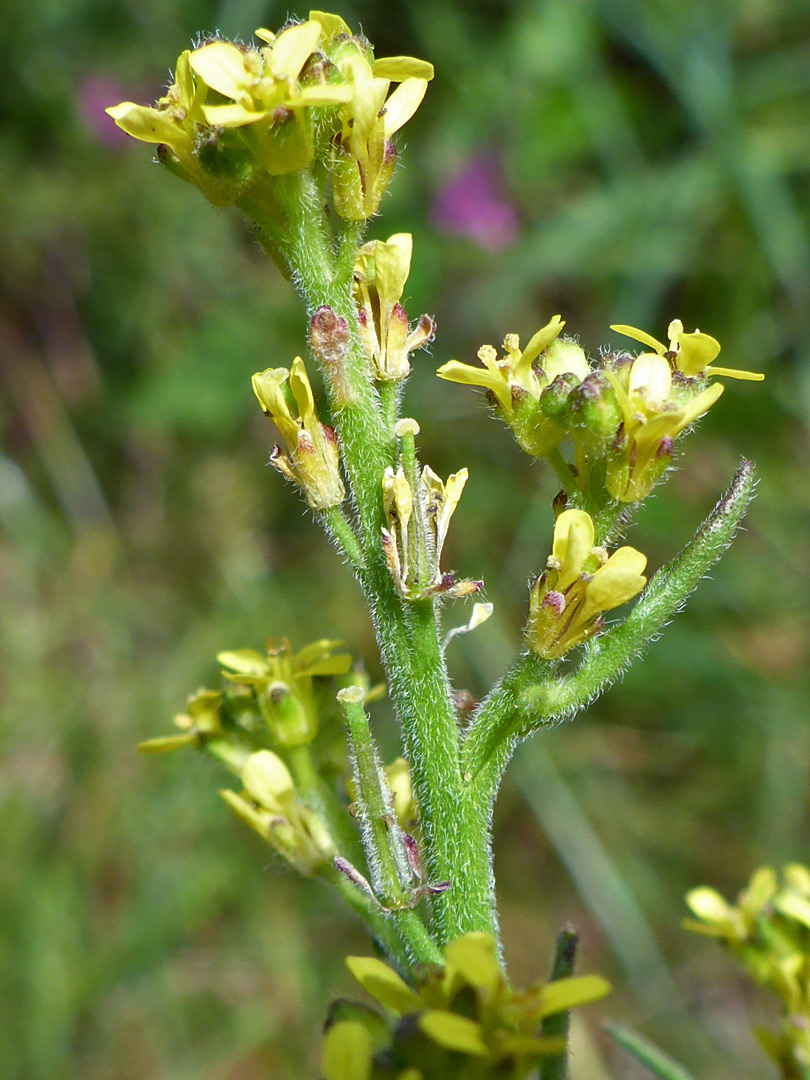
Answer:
xmin=605 ymin=1021 xmax=697 ymax=1080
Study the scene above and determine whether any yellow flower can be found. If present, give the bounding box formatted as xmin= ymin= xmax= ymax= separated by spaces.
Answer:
xmin=107 ymin=12 xmax=433 ymax=211
xmin=382 ymin=425 xmax=481 ymax=600
xmin=220 ymin=748 xmax=336 ymax=873
xmin=527 ymin=509 xmax=647 ymax=659
xmin=437 ymin=316 xmax=590 ymax=456
xmin=107 ymin=51 xmax=244 ymax=206
xmin=328 ymin=35 xmax=433 ymax=219
xmin=252 ymin=357 xmax=345 ymax=509
xmin=353 ymin=233 xmax=434 ymax=381
xmin=217 ymin=637 xmax=352 ymax=747
xmin=603 ymin=348 xmax=725 ymax=502
xmin=611 ymin=320 xmax=765 ymax=381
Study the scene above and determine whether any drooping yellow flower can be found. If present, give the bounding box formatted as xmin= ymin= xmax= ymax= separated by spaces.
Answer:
xmin=220 ymin=748 xmax=336 ymax=873
xmin=611 ymin=320 xmax=765 ymax=381
xmin=353 ymin=233 xmax=434 ymax=381
xmin=602 ymin=349 xmax=725 ymax=502
xmin=382 ymin=423 xmax=480 ymax=600
xmin=527 ymin=509 xmax=647 ymax=659
xmin=252 ymin=357 xmax=345 ymax=510
xmin=437 ymin=316 xmax=590 ymax=456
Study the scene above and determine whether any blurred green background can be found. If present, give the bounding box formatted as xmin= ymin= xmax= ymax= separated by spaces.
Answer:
xmin=1 ymin=0 xmax=809 ymax=1076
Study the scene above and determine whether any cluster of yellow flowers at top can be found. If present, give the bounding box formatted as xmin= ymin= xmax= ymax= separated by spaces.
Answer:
xmin=107 ymin=11 xmax=433 ymax=218
xmin=438 ymin=316 xmax=763 ymax=503
xmin=527 ymin=508 xmax=647 ymax=659
xmin=685 ymin=864 xmax=810 ymax=1072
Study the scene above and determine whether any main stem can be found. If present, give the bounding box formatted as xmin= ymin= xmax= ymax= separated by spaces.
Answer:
xmin=278 ymin=176 xmax=498 ymax=946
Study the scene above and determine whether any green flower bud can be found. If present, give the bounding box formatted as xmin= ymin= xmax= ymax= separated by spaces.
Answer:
xmin=568 ymin=371 xmax=623 ymax=447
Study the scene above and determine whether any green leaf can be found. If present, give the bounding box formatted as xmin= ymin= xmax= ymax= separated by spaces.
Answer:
xmin=322 ymin=1020 xmax=373 ymax=1080
xmin=345 ymin=956 xmax=421 ymax=1014
xmin=418 ymin=1011 xmax=488 ymax=1056
xmin=605 ymin=1021 xmax=697 ymax=1080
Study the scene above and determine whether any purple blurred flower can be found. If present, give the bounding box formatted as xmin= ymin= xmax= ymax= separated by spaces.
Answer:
xmin=432 ymin=155 xmax=519 ymax=251
xmin=78 ymin=76 xmax=133 ymax=147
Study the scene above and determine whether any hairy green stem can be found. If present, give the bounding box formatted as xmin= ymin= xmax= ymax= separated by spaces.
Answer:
xmin=278 ymin=177 xmax=496 ymax=948
xmin=540 ymin=928 xmax=578 ymax=1080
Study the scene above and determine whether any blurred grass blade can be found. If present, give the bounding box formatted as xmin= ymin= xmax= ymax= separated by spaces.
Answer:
xmin=605 ymin=1020 xmax=696 ymax=1080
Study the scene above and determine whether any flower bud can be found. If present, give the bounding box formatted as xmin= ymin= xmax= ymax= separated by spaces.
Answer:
xmin=568 ymin=372 xmax=623 ymax=447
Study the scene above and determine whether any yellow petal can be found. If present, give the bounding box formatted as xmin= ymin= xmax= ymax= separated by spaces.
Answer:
xmin=345 ymin=955 xmax=421 ymax=1014
xmin=675 ymin=329 xmax=721 ymax=376
xmin=374 ymin=233 xmax=413 ymax=307
xmin=254 ymin=27 xmax=276 ymax=45
xmin=374 ymin=56 xmax=435 ymax=81
xmin=174 ymin=51 xmax=196 ymax=112
xmin=552 ymin=509 xmax=595 ymax=590
xmin=289 ymin=357 xmax=317 ymax=426
xmin=685 ymin=886 xmax=734 ymax=924
xmin=436 ymin=360 xmax=511 ymax=410
xmin=628 ymin=353 xmax=672 ymax=409
xmin=269 ymin=20 xmax=322 ymax=80
xmin=672 ymin=381 xmax=725 ymax=433
xmin=585 ymin=546 xmax=647 ymax=614
xmin=189 ymin=41 xmax=250 ymax=99
xmin=106 ymin=102 xmax=191 ymax=154
xmin=382 ymin=77 xmax=428 ymax=137
xmin=706 ymin=365 xmax=765 ymax=382
xmin=241 ymin=749 xmax=296 ymax=811
xmin=295 ymin=84 xmax=354 ymax=106
xmin=418 ymin=1011 xmax=488 ymax=1056
xmin=309 ymin=10 xmax=353 ymax=41
xmin=610 ymin=324 xmax=667 ymax=355
xmin=202 ymin=103 xmax=269 ymax=126
xmin=520 ymin=315 xmax=565 ymax=366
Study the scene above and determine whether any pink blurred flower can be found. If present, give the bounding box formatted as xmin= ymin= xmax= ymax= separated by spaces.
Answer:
xmin=78 ymin=76 xmax=134 ymax=147
xmin=432 ymin=155 xmax=518 ymax=251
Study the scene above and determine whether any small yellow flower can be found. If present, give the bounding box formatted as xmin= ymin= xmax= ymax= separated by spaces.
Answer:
xmin=252 ymin=357 xmax=345 ymax=509
xmin=220 ymin=748 xmax=336 ymax=873
xmin=611 ymin=320 xmax=765 ymax=381
xmin=218 ymin=637 xmax=352 ymax=746
xmin=382 ymin=426 xmax=481 ymax=600
xmin=437 ymin=317 xmax=590 ymax=456
xmin=353 ymin=233 xmax=434 ymax=381
xmin=603 ymin=349 xmax=725 ymax=502
xmin=328 ymin=35 xmax=433 ymax=219
xmin=527 ymin=509 xmax=647 ymax=659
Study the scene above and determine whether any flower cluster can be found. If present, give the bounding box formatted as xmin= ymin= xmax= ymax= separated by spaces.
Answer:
xmin=382 ymin=420 xmax=481 ymax=601
xmin=107 ymin=12 xmax=433 ymax=219
xmin=527 ymin=509 xmax=647 ymax=659
xmin=252 ymin=356 xmax=345 ymax=510
xmin=685 ymin=864 xmax=810 ymax=1072
xmin=322 ymin=932 xmax=610 ymax=1079
xmin=439 ymin=317 xmax=763 ymax=503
